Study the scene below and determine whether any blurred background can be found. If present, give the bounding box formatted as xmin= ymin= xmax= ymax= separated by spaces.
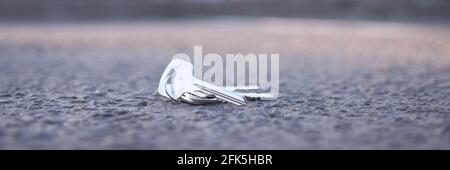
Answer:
xmin=0 ymin=0 xmax=450 ymax=149
xmin=0 ymin=0 xmax=449 ymax=21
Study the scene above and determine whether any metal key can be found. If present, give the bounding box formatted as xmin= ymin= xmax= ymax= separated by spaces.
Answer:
xmin=180 ymin=92 xmax=219 ymax=105
xmin=162 ymin=62 xmax=246 ymax=105
xmin=161 ymin=69 xmax=218 ymax=104
xmin=225 ymin=86 xmax=276 ymax=100
xmin=167 ymin=61 xmax=246 ymax=106
xmin=158 ymin=59 xmax=247 ymax=106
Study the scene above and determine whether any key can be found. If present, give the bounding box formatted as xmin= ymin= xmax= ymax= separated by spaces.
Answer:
xmin=180 ymin=92 xmax=219 ymax=105
xmin=225 ymin=86 xmax=276 ymax=100
xmin=191 ymin=79 xmax=247 ymax=106
xmin=161 ymin=69 xmax=213 ymax=104
xmin=158 ymin=59 xmax=247 ymax=106
xmin=166 ymin=60 xmax=246 ymax=106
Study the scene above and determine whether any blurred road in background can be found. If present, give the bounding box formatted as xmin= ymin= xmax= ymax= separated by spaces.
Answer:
xmin=0 ymin=1 xmax=449 ymax=149
xmin=1 ymin=0 xmax=449 ymax=21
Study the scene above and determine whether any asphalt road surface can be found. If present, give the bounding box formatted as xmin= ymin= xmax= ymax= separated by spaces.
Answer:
xmin=0 ymin=18 xmax=449 ymax=149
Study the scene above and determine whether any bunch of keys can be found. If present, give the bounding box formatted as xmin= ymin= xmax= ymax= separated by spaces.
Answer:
xmin=158 ymin=59 xmax=275 ymax=106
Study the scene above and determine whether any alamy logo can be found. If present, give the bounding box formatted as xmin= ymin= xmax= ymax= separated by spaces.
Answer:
xmin=172 ymin=46 xmax=279 ymax=98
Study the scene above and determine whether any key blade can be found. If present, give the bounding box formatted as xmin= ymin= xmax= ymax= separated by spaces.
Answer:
xmin=181 ymin=92 xmax=219 ymax=105
xmin=193 ymin=82 xmax=247 ymax=106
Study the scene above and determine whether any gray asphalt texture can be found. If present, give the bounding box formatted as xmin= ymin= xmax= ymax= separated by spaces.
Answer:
xmin=0 ymin=18 xmax=449 ymax=149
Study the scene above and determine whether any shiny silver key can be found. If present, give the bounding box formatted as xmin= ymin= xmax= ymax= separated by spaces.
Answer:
xmin=158 ymin=59 xmax=247 ymax=106
xmin=160 ymin=67 xmax=219 ymax=104
xmin=225 ymin=86 xmax=276 ymax=100
xmin=180 ymin=92 xmax=219 ymax=105
xmin=187 ymin=78 xmax=245 ymax=105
